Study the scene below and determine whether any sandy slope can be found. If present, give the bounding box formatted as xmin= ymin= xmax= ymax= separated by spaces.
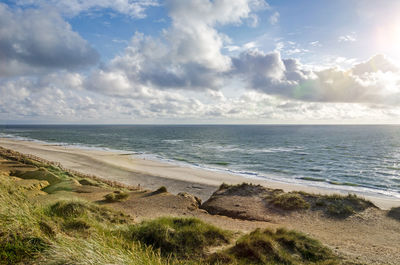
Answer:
xmin=1 ymin=138 xmax=399 ymax=209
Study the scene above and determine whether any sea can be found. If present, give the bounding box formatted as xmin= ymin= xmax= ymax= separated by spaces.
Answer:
xmin=1 ymin=125 xmax=400 ymax=198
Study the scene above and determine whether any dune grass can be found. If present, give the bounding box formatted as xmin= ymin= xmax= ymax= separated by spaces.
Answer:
xmin=0 ymin=176 xmax=166 ymax=265
xmin=217 ymin=183 xmax=375 ymax=218
xmin=0 ymin=151 xmax=344 ymax=265
xmin=208 ymin=228 xmax=338 ymax=265
xmin=11 ymin=168 xmax=61 ymax=185
xmin=104 ymin=190 xmax=130 ymax=202
xmin=126 ymin=217 xmax=232 ymax=258
xmin=269 ymin=192 xmax=310 ymax=210
xmin=269 ymin=191 xmax=375 ymax=218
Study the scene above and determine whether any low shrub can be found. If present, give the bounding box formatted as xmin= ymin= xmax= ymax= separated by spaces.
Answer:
xmin=63 ymin=219 xmax=91 ymax=231
xmin=0 ymin=234 xmax=48 ymax=264
xmin=210 ymin=228 xmax=338 ymax=265
xmin=270 ymin=193 xmax=310 ymax=210
xmin=104 ymin=191 xmax=130 ymax=202
xmin=126 ymin=217 xmax=231 ymax=258
xmin=48 ymin=201 xmax=89 ymax=218
xmin=155 ymin=186 xmax=167 ymax=193
xmin=315 ymin=194 xmax=374 ymax=218
xmin=78 ymin=178 xmax=100 ymax=186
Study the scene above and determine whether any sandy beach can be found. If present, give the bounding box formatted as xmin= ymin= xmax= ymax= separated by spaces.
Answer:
xmin=1 ymin=138 xmax=400 ymax=264
xmin=1 ymin=137 xmax=399 ymax=209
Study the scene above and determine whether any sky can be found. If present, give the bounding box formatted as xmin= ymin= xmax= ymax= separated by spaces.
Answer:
xmin=1 ymin=0 xmax=400 ymax=124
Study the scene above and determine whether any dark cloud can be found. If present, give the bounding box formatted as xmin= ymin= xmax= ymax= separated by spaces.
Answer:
xmin=0 ymin=4 xmax=99 ymax=77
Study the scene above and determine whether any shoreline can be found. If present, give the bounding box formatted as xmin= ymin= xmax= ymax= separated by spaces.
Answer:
xmin=1 ymin=137 xmax=400 ymax=209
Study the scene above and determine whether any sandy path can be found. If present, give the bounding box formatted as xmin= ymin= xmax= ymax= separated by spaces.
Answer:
xmin=1 ymin=138 xmax=399 ymax=209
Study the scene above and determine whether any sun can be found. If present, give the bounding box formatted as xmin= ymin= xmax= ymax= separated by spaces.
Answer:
xmin=375 ymin=21 xmax=400 ymax=60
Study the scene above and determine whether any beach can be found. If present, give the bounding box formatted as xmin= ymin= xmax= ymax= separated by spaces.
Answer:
xmin=1 ymin=137 xmax=399 ymax=210
xmin=1 ymin=138 xmax=400 ymax=264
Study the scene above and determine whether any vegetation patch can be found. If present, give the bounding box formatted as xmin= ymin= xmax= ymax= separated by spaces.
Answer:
xmin=42 ymin=179 xmax=81 ymax=194
xmin=387 ymin=207 xmax=400 ymax=221
xmin=312 ymin=193 xmax=375 ymax=218
xmin=210 ymin=183 xmax=375 ymax=218
xmin=63 ymin=219 xmax=91 ymax=231
xmin=48 ymin=200 xmax=89 ymax=218
xmin=104 ymin=190 xmax=130 ymax=202
xmin=208 ymin=228 xmax=338 ymax=265
xmin=0 ymin=175 xmax=162 ymax=265
xmin=78 ymin=178 xmax=100 ymax=186
xmin=266 ymin=191 xmax=372 ymax=217
xmin=0 ymin=234 xmax=48 ymax=265
xmin=126 ymin=217 xmax=231 ymax=258
xmin=47 ymin=200 xmax=131 ymax=224
xmin=217 ymin=182 xmax=267 ymax=197
xmin=155 ymin=186 xmax=168 ymax=193
xmin=10 ymin=168 xmax=61 ymax=185
xmin=269 ymin=192 xmax=310 ymax=210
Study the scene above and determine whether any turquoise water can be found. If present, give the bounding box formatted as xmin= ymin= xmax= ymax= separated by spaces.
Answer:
xmin=1 ymin=125 xmax=400 ymax=198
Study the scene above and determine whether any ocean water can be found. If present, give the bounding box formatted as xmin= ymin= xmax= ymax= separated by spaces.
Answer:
xmin=1 ymin=125 xmax=400 ymax=198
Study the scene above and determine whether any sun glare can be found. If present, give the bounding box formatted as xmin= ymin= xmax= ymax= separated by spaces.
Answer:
xmin=376 ymin=21 xmax=400 ymax=60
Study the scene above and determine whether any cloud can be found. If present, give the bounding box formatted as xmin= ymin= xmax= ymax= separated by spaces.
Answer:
xmin=0 ymin=4 xmax=99 ymax=77
xmin=309 ymin=41 xmax=321 ymax=47
xmin=81 ymin=0 xmax=400 ymax=106
xmin=2 ymin=0 xmax=400 ymax=124
xmin=2 ymin=72 xmax=400 ymax=123
xmin=269 ymin=11 xmax=279 ymax=25
xmin=232 ymin=51 xmax=400 ymax=104
xmin=15 ymin=0 xmax=159 ymax=18
xmin=84 ymin=0 xmax=267 ymax=94
xmin=338 ymin=33 xmax=357 ymax=42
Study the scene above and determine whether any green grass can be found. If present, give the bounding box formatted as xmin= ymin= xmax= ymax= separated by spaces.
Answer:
xmin=208 ymin=228 xmax=338 ymax=265
xmin=0 ymin=176 xmax=169 ymax=265
xmin=0 ymin=175 xmax=49 ymax=264
xmin=313 ymin=193 xmax=375 ymax=218
xmin=104 ymin=190 xmax=130 ymax=202
xmin=269 ymin=192 xmax=310 ymax=210
xmin=78 ymin=178 xmax=100 ymax=186
xmin=218 ymin=183 xmax=375 ymax=218
xmin=11 ymin=168 xmax=61 ymax=185
xmin=62 ymin=219 xmax=91 ymax=231
xmin=263 ymin=187 xmax=374 ymax=218
xmin=126 ymin=217 xmax=231 ymax=258
xmin=48 ymin=200 xmax=90 ymax=218
xmin=47 ymin=199 xmax=131 ymax=224
xmin=0 ymin=234 xmax=48 ymax=264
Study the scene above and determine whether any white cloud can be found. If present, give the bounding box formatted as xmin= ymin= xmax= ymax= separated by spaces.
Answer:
xmin=2 ymin=73 xmax=400 ymax=123
xmin=269 ymin=11 xmax=279 ymax=25
xmin=15 ymin=0 xmax=159 ymax=18
xmin=0 ymin=4 xmax=98 ymax=77
xmin=310 ymin=41 xmax=321 ymax=47
xmin=338 ymin=33 xmax=357 ymax=42
xmin=2 ymin=0 xmax=400 ymax=124
xmin=232 ymin=51 xmax=400 ymax=104
xmin=82 ymin=0 xmax=268 ymax=94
